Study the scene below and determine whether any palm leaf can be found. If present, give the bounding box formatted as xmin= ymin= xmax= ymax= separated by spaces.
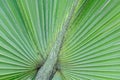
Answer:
xmin=0 ymin=0 xmax=120 ymax=80
xmin=59 ymin=0 xmax=120 ymax=79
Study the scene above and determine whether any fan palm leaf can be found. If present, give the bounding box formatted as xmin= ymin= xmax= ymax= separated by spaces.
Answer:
xmin=0 ymin=0 xmax=120 ymax=80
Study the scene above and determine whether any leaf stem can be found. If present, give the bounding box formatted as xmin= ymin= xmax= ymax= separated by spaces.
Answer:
xmin=35 ymin=0 xmax=79 ymax=80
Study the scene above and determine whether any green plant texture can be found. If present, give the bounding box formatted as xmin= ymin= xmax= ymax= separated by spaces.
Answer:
xmin=0 ymin=0 xmax=120 ymax=80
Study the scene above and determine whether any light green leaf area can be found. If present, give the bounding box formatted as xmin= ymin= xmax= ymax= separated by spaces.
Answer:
xmin=59 ymin=0 xmax=120 ymax=80
xmin=0 ymin=0 xmax=120 ymax=80
xmin=0 ymin=0 xmax=74 ymax=79
xmin=52 ymin=71 xmax=64 ymax=80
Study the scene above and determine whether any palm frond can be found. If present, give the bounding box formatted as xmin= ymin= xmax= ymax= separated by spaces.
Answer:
xmin=59 ymin=0 xmax=120 ymax=79
xmin=0 ymin=0 xmax=120 ymax=80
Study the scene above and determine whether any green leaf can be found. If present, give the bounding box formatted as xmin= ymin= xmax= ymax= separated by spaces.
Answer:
xmin=0 ymin=0 xmax=75 ymax=79
xmin=52 ymin=71 xmax=64 ymax=80
xmin=59 ymin=0 xmax=120 ymax=79
xmin=0 ymin=0 xmax=120 ymax=80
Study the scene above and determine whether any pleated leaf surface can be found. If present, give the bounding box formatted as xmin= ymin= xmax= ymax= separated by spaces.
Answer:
xmin=59 ymin=0 xmax=120 ymax=80
xmin=0 ymin=0 xmax=120 ymax=80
